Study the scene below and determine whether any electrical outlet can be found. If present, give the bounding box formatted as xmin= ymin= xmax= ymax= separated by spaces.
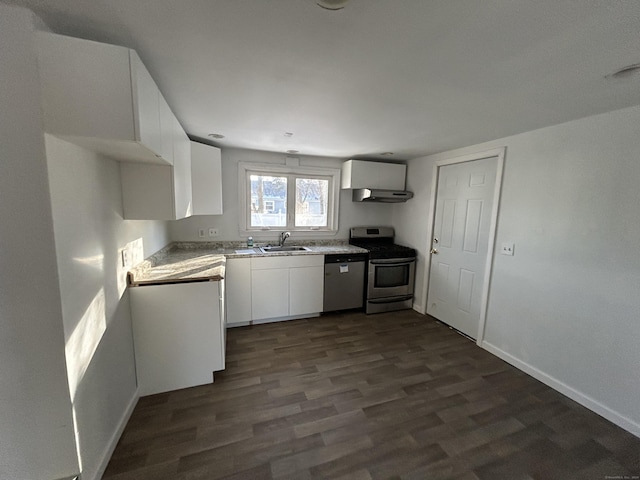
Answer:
xmin=209 ymin=228 xmax=219 ymax=237
xmin=198 ymin=228 xmax=206 ymax=238
xmin=501 ymin=242 xmax=515 ymax=256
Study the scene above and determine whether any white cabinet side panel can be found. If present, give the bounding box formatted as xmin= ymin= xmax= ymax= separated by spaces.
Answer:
xmin=120 ymin=163 xmax=174 ymax=219
xmin=36 ymin=32 xmax=134 ymax=140
xmin=130 ymin=282 xmax=221 ymax=396
xmin=191 ymin=141 xmax=223 ymax=215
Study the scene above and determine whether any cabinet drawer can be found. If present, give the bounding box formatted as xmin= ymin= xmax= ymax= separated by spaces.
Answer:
xmin=251 ymin=254 xmax=323 ymax=270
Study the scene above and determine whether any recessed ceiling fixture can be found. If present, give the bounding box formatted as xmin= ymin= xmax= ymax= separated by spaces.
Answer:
xmin=606 ymin=63 xmax=640 ymax=80
xmin=381 ymin=152 xmax=394 ymax=156
xmin=316 ymin=0 xmax=350 ymax=11
xmin=208 ymin=133 xmax=225 ymax=139
xmin=284 ymin=132 xmax=294 ymax=137
xmin=286 ymin=150 xmax=299 ymax=154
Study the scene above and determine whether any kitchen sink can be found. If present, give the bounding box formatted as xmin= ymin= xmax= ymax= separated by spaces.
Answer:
xmin=259 ymin=245 xmax=310 ymax=253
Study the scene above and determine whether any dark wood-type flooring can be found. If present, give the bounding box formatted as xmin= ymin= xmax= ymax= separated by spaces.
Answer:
xmin=103 ymin=310 xmax=639 ymax=479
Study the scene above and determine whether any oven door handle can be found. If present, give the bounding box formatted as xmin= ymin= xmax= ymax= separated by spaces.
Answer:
xmin=368 ymin=295 xmax=414 ymax=304
xmin=370 ymin=257 xmax=416 ymax=265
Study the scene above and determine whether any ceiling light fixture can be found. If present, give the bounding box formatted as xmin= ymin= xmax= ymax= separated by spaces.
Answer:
xmin=284 ymin=132 xmax=294 ymax=137
xmin=381 ymin=152 xmax=394 ymax=156
xmin=606 ymin=63 xmax=640 ymax=80
xmin=316 ymin=0 xmax=350 ymax=11
xmin=286 ymin=150 xmax=300 ymax=154
xmin=208 ymin=133 xmax=225 ymax=139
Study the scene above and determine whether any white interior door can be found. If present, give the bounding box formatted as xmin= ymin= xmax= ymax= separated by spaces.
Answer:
xmin=426 ymin=156 xmax=498 ymax=339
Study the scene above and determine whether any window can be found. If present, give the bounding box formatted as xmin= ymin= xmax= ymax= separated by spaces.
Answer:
xmin=263 ymin=200 xmax=276 ymax=213
xmin=240 ymin=162 xmax=340 ymax=234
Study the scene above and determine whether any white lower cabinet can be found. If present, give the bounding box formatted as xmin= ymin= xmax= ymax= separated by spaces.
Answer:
xmin=249 ymin=255 xmax=324 ymax=322
xmin=251 ymin=267 xmax=290 ymax=320
xmin=225 ymin=257 xmax=252 ymax=325
xmin=290 ymin=265 xmax=324 ymax=316
xmin=129 ymin=280 xmax=225 ymax=396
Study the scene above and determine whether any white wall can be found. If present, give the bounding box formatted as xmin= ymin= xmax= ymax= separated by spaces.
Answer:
xmin=45 ymin=136 xmax=170 ymax=479
xmin=0 ymin=5 xmax=79 ymax=479
xmin=394 ymin=105 xmax=640 ymax=436
xmin=170 ymin=147 xmax=395 ymax=242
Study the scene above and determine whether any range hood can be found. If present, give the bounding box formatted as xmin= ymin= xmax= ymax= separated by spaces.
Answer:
xmin=352 ymin=188 xmax=414 ymax=203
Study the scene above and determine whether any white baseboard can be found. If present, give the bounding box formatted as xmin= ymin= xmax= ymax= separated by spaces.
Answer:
xmin=412 ymin=302 xmax=426 ymax=314
xmin=92 ymin=388 xmax=139 ymax=480
xmin=481 ymin=341 xmax=640 ymax=438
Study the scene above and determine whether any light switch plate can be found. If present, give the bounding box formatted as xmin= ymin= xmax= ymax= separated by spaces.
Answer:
xmin=501 ymin=242 xmax=515 ymax=256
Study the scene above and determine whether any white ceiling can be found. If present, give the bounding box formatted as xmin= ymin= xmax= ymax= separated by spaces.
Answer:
xmin=8 ymin=0 xmax=640 ymax=159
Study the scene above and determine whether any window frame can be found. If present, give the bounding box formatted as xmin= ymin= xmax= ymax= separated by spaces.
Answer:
xmin=239 ymin=162 xmax=340 ymax=235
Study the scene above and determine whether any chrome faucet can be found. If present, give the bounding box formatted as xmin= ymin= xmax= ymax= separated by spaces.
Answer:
xmin=279 ymin=231 xmax=291 ymax=246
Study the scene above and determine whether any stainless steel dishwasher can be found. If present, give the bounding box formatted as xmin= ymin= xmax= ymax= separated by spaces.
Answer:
xmin=323 ymin=253 xmax=367 ymax=312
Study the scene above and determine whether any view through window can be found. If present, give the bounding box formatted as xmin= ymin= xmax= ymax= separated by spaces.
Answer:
xmin=244 ymin=166 xmax=337 ymax=232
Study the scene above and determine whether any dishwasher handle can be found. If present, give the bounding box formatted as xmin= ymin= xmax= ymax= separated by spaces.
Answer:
xmin=324 ymin=253 xmax=368 ymax=264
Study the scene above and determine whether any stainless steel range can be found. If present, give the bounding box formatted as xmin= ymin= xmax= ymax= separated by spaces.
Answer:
xmin=349 ymin=227 xmax=416 ymax=314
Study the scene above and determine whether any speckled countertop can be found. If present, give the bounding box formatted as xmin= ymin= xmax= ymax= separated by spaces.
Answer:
xmin=127 ymin=240 xmax=367 ymax=286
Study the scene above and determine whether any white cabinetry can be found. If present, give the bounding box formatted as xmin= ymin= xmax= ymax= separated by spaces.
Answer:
xmin=37 ymin=31 xmax=195 ymax=220
xmin=225 ymin=258 xmax=252 ymax=325
xmin=341 ymin=160 xmax=406 ymax=190
xmin=36 ymin=31 xmax=175 ymax=166
xmin=250 ymin=255 xmax=324 ymax=321
xmin=290 ymin=263 xmax=324 ymax=316
xmin=191 ymin=142 xmax=223 ymax=215
xmin=129 ymin=280 xmax=226 ymax=396
xmin=120 ymin=127 xmax=192 ymax=220
xmin=251 ymin=267 xmax=290 ymax=320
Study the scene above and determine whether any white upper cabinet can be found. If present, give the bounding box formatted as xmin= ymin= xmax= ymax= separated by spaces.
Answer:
xmin=172 ymin=116 xmax=193 ymax=219
xmin=36 ymin=31 xmax=174 ymax=165
xmin=158 ymin=92 xmax=175 ymax=164
xmin=120 ymin=116 xmax=192 ymax=220
xmin=341 ymin=160 xmax=406 ymax=190
xmin=190 ymin=142 xmax=223 ymax=215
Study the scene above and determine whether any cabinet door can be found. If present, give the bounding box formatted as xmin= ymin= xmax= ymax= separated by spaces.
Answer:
xmin=290 ymin=266 xmax=324 ymax=316
xmin=172 ymin=116 xmax=193 ymax=219
xmin=191 ymin=142 xmax=223 ymax=215
xmin=226 ymin=258 xmax=252 ymax=325
xmin=158 ymin=93 xmax=175 ymax=165
xmin=130 ymin=51 xmax=163 ymax=157
xmin=251 ymin=268 xmax=289 ymax=320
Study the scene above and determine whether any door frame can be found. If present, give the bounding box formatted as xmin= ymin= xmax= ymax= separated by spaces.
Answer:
xmin=422 ymin=147 xmax=505 ymax=345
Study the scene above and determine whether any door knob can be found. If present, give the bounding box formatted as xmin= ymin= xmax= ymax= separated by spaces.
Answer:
xmin=430 ymin=248 xmax=439 ymax=254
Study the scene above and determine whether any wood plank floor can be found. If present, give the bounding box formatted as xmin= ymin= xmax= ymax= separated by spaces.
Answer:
xmin=103 ymin=310 xmax=639 ymax=479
